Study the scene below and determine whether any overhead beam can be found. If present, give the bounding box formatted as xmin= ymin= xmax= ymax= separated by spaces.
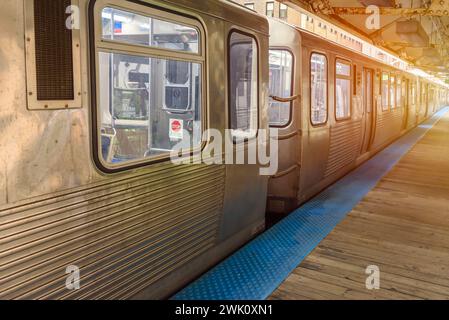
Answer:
xmin=332 ymin=7 xmax=449 ymax=17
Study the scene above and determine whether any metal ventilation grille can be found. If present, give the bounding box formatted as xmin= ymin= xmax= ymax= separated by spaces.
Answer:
xmin=33 ymin=0 xmax=74 ymax=101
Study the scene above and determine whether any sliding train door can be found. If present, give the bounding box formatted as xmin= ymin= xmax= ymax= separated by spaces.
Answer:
xmin=220 ymin=24 xmax=269 ymax=240
xmin=266 ymin=19 xmax=302 ymax=219
xmin=361 ymin=68 xmax=374 ymax=154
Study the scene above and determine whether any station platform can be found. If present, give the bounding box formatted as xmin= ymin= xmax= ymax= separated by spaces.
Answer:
xmin=172 ymin=107 xmax=449 ymax=300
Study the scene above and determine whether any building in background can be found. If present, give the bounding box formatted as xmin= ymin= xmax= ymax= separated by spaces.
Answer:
xmin=232 ymin=0 xmax=300 ymax=26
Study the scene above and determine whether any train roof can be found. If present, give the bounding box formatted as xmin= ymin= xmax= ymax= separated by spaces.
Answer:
xmin=268 ymin=17 xmax=448 ymax=88
xmin=161 ymin=0 xmax=269 ymax=36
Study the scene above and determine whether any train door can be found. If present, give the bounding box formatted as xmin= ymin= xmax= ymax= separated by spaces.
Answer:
xmin=220 ymin=26 xmax=270 ymax=240
xmin=266 ymin=19 xmax=302 ymax=221
xmin=361 ymin=68 xmax=374 ymax=154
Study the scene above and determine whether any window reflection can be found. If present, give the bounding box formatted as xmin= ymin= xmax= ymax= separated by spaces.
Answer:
xmin=229 ymin=32 xmax=258 ymax=139
xmin=335 ymin=60 xmax=351 ymax=120
xmin=381 ymin=72 xmax=389 ymax=111
xmin=310 ymin=53 xmax=327 ymax=125
xmin=101 ymin=7 xmax=199 ymax=53
xmin=99 ymin=52 xmax=202 ymax=164
xmin=390 ymin=75 xmax=396 ymax=109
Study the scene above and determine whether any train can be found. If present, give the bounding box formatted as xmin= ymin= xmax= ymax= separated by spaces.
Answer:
xmin=0 ymin=0 xmax=447 ymax=299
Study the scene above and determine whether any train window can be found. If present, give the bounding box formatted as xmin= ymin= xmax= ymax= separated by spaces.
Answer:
xmin=421 ymin=84 xmax=426 ymax=105
xmin=411 ymin=83 xmax=416 ymax=105
xmin=365 ymin=69 xmax=373 ymax=113
xmin=244 ymin=3 xmax=255 ymax=10
xmin=408 ymin=83 xmax=412 ymax=106
xmin=402 ymin=79 xmax=407 ymax=107
xmin=95 ymin=5 xmax=204 ymax=170
xmin=417 ymin=85 xmax=420 ymax=105
xmin=335 ymin=59 xmax=351 ymax=120
xmin=396 ymin=78 xmax=402 ymax=107
xmin=229 ymin=31 xmax=259 ymax=139
xmin=279 ymin=4 xmax=288 ymax=19
xmin=310 ymin=53 xmax=328 ymax=125
xmin=166 ymin=60 xmax=190 ymax=84
xmin=381 ymin=72 xmax=389 ymax=111
xmin=266 ymin=2 xmax=274 ymax=17
xmin=269 ymin=50 xmax=293 ymax=127
xmin=102 ymin=7 xmax=199 ymax=54
xmin=390 ymin=75 xmax=396 ymax=109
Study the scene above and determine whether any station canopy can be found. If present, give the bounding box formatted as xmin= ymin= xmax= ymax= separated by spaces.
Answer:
xmin=281 ymin=0 xmax=449 ymax=84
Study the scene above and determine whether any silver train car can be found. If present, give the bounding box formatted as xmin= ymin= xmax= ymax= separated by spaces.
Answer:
xmin=0 ymin=0 xmax=447 ymax=300
xmin=1 ymin=0 xmax=269 ymax=299
xmin=267 ymin=19 xmax=449 ymax=216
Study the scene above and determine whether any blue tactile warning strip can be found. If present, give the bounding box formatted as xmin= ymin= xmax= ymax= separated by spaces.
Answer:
xmin=172 ymin=107 xmax=449 ymax=300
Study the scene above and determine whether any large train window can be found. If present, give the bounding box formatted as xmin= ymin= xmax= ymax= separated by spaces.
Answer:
xmin=381 ymin=72 xmax=389 ymax=111
xmin=268 ymin=50 xmax=293 ymax=127
xmin=94 ymin=4 xmax=204 ymax=170
xmin=335 ymin=59 xmax=351 ymax=120
xmin=310 ymin=53 xmax=328 ymax=125
xmin=229 ymin=31 xmax=259 ymax=140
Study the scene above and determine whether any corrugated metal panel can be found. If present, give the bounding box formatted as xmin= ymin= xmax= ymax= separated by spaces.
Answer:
xmin=325 ymin=121 xmax=362 ymax=177
xmin=407 ymin=108 xmax=416 ymax=129
xmin=377 ymin=109 xmax=403 ymax=131
xmin=0 ymin=164 xmax=225 ymax=299
xmin=373 ymin=109 xmax=403 ymax=147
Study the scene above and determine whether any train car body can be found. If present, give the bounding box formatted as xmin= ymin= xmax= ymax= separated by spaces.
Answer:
xmin=267 ymin=18 xmax=448 ymax=215
xmin=0 ymin=0 xmax=269 ymax=299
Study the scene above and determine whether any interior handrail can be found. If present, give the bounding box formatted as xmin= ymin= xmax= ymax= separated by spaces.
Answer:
xmin=269 ymin=94 xmax=301 ymax=103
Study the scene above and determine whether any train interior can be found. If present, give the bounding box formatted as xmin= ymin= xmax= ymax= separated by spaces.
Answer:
xmin=99 ymin=7 xmax=202 ymax=163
